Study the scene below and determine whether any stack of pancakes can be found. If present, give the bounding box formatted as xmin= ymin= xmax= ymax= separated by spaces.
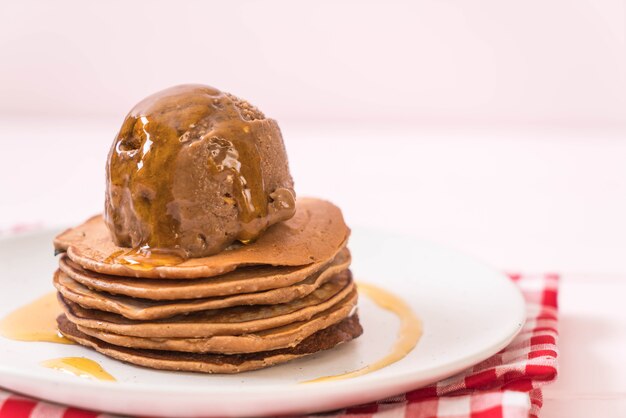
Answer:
xmin=52 ymin=198 xmax=363 ymax=373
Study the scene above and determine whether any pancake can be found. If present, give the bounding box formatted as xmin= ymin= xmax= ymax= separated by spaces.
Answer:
xmin=59 ymin=273 xmax=357 ymax=338
xmin=54 ymin=256 xmax=350 ymax=320
xmin=74 ymin=295 xmax=356 ymax=354
xmin=58 ymin=314 xmax=363 ymax=374
xmin=57 ymin=248 xmax=350 ymax=301
xmin=54 ymin=198 xmax=350 ymax=279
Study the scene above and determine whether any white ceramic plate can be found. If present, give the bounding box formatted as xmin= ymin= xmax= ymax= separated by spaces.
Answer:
xmin=0 ymin=228 xmax=525 ymax=417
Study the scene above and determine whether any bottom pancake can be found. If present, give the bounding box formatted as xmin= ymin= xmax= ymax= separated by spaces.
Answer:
xmin=58 ymin=314 xmax=363 ymax=374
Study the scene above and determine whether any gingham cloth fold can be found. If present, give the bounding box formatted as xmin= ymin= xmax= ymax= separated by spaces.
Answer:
xmin=0 ymin=273 xmax=558 ymax=418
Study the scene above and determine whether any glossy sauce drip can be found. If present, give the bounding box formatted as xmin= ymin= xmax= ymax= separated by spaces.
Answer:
xmin=41 ymin=357 xmax=116 ymax=381
xmin=104 ymin=246 xmax=185 ymax=271
xmin=106 ymin=85 xmax=276 ymax=252
xmin=304 ymin=282 xmax=422 ymax=383
xmin=0 ymin=292 xmax=73 ymax=344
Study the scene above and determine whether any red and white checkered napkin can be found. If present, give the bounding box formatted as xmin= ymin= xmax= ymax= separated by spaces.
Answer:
xmin=0 ymin=273 xmax=559 ymax=418
xmin=318 ymin=273 xmax=560 ymax=418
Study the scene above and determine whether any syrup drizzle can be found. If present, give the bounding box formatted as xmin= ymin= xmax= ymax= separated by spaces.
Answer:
xmin=41 ymin=357 xmax=116 ymax=381
xmin=0 ymin=292 xmax=72 ymax=344
xmin=104 ymin=245 xmax=185 ymax=271
xmin=1 ymin=283 xmax=419 ymax=384
xmin=1 ymin=292 xmax=118 ymax=381
xmin=303 ymin=282 xmax=422 ymax=383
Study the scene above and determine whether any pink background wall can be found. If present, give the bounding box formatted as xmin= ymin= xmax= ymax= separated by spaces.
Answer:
xmin=1 ymin=1 xmax=625 ymax=276
xmin=1 ymin=0 xmax=624 ymax=127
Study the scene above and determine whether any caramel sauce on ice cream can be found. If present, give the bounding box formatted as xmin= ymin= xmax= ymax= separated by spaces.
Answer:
xmin=106 ymin=84 xmax=296 ymax=258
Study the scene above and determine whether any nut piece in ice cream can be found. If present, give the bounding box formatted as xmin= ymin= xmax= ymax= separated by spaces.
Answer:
xmin=105 ymin=84 xmax=296 ymax=258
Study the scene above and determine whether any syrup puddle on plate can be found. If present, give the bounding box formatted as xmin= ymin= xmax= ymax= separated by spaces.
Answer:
xmin=2 ymin=283 xmax=419 ymax=384
xmin=303 ymin=281 xmax=422 ymax=383
xmin=1 ymin=292 xmax=116 ymax=381
xmin=0 ymin=291 xmax=73 ymax=344
xmin=41 ymin=357 xmax=116 ymax=381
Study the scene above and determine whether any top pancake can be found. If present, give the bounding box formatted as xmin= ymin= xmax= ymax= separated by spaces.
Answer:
xmin=54 ymin=198 xmax=350 ymax=279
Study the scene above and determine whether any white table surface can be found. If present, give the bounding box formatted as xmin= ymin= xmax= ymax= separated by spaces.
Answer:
xmin=1 ymin=117 xmax=625 ymax=417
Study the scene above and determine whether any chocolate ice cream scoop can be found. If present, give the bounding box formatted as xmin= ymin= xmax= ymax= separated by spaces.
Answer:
xmin=105 ymin=84 xmax=296 ymax=258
